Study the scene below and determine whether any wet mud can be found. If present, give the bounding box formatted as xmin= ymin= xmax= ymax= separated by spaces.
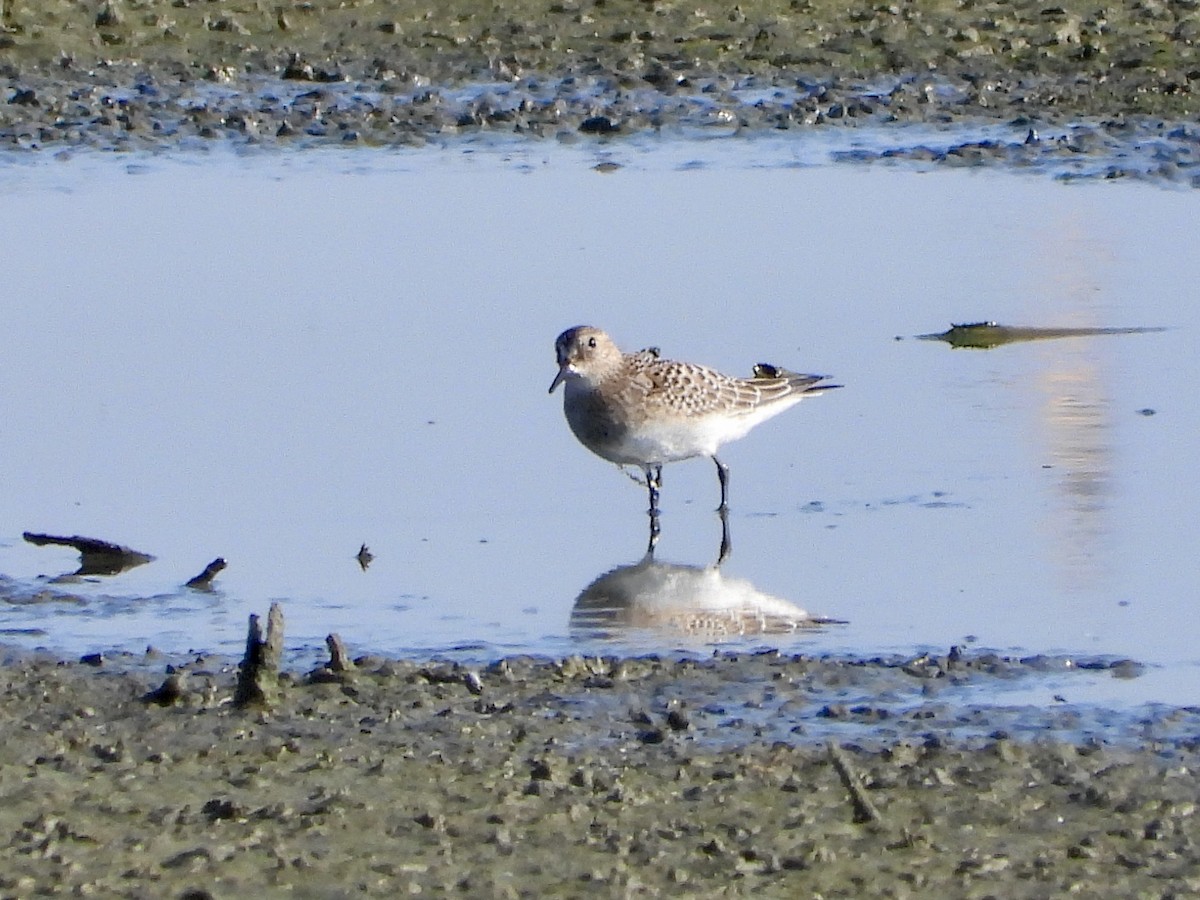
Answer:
xmin=1 ymin=644 xmax=1197 ymax=897
xmin=1 ymin=0 xmax=1198 ymax=182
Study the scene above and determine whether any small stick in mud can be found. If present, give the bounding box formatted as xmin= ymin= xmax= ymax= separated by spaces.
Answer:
xmin=234 ymin=602 xmax=285 ymax=708
xmin=185 ymin=557 xmax=227 ymax=590
xmin=828 ymin=740 xmax=885 ymax=825
xmin=326 ymin=633 xmax=354 ymax=673
xmin=23 ymin=531 xmax=154 ymax=576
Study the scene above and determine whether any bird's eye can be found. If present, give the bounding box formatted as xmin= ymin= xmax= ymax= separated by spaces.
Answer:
xmin=587 ymin=337 xmax=597 ymax=348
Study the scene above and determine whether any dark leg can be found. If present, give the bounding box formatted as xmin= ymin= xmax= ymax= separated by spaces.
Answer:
xmin=716 ymin=505 xmax=731 ymax=565
xmin=645 ymin=466 xmax=662 ymax=554
xmin=646 ymin=465 xmax=662 ymax=515
xmin=712 ymin=456 xmax=730 ymax=511
xmin=647 ymin=503 xmax=661 ymax=557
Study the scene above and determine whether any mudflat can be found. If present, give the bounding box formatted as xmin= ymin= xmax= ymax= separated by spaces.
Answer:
xmin=1 ymin=646 xmax=1197 ymax=897
xmin=1 ymin=0 xmax=1198 ymax=155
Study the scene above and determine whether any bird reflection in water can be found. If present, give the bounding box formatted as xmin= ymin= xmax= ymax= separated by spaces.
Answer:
xmin=570 ymin=512 xmax=843 ymax=640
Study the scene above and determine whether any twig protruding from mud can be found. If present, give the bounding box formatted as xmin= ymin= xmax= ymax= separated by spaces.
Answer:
xmin=23 ymin=531 xmax=154 ymax=576
xmin=828 ymin=740 xmax=885 ymax=825
xmin=234 ymin=602 xmax=285 ymax=709
xmin=307 ymin=634 xmax=356 ymax=684
xmin=185 ymin=558 xmax=227 ymax=590
xmin=326 ymin=633 xmax=354 ymax=673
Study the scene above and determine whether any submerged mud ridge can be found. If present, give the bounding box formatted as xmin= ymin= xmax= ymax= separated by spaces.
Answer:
xmin=2 ymin=645 xmax=1198 ymax=896
xmin=1 ymin=0 xmax=1199 ymax=181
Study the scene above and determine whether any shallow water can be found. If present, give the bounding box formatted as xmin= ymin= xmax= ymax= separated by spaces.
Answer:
xmin=0 ymin=134 xmax=1195 ymax=708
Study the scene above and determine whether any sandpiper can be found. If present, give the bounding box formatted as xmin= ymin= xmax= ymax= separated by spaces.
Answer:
xmin=549 ymin=326 xmax=839 ymax=513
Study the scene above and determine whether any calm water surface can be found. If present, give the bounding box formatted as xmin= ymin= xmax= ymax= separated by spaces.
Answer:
xmin=0 ymin=136 xmax=1195 ymax=707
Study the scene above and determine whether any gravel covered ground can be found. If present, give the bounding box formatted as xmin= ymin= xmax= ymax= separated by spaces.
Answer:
xmin=3 ymin=2 xmax=1200 ymax=895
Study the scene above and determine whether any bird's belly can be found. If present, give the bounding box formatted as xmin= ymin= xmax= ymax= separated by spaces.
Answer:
xmin=584 ymin=415 xmax=753 ymax=466
xmin=564 ymin=385 xmax=804 ymax=467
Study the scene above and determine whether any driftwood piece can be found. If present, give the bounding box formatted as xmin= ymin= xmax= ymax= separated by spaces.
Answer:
xmin=23 ymin=531 xmax=154 ymax=576
xmin=233 ymin=602 xmax=285 ymax=708
xmin=828 ymin=741 xmax=885 ymax=825
xmin=185 ymin=558 xmax=227 ymax=590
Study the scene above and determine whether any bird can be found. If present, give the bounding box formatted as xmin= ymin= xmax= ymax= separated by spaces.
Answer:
xmin=548 ymin=326 xmax=839 ymax=514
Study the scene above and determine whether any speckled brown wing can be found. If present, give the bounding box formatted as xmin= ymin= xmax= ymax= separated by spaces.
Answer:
xmin=625 ymin=356 xmax=829 ymax=419
xmin=748 ymin=366 xmax=832 ymax=399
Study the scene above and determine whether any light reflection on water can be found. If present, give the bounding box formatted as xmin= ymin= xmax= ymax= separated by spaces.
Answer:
xmin=0 ymin=138 xmax=1194 ymax=708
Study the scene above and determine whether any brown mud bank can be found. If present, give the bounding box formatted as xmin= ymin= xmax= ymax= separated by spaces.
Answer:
xmin=1 ymin=0 xmax=1198 ymax=182
xmin=2 ymin=644 xmax=1198 ymax=896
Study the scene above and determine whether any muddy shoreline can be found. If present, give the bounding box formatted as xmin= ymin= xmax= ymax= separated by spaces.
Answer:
xmin=2 ymin=0 xmax=1199 ymax=183
xmin=2 ymin=643 xmax=1199 ymax=897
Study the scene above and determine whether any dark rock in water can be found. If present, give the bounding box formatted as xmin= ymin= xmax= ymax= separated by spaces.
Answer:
xmin=579 ymin=115 xmax=619 ymax=135
xmin=638 ymin=727 xmax=665 ymax=744
xmin=666 ymin=708 xmax=690 ymax=731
